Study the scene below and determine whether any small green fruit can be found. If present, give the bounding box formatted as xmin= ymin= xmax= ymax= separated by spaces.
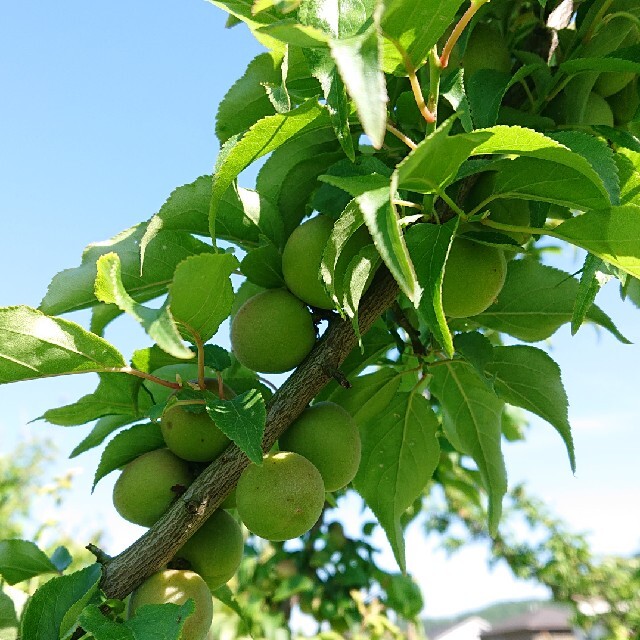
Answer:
xmin=129 ymin=570 xmax=213 ymax=640
xmin=236 ymin=451 xmax=325 ymax=541
xmin=174 ymin=509 xmax=244 ymax=591
xmin=282 ymin=215 xmax=371 ymax=309
xmin=583 ymin=92 xmax=615 ymax=127
xmin=230 ymin=288 xmax=316 ymax=373
xmin=161 ymin=383 xmax=234 ymax=463
xmin=462 ymin=23 xmax=511 ymax=78
xmin=442 ymin=238 xmax=507 ymax=318
xmin=279 ymin=402 xmax=361 ymax=492
xmin=113 ymin=449 xmax=192 ymax=527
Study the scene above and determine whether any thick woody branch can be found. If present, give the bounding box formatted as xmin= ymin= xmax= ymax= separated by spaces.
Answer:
xmin=100 ymin=269 xmax=400 ymax=600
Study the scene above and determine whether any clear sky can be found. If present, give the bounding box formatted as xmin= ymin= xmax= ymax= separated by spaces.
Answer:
xmin=1 ymin=0 xmax=638 ymax=621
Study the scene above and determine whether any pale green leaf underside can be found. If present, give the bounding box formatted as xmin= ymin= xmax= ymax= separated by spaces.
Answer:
xmin=354 ymin=392 xmax=440 ymax=571
xmin=0 ymin=306 xmax=125 ymax=384
xmin=95 ymin=253 xmax=193 ymax=359
xmin=430 ymin=361 xmax=507 ymax=535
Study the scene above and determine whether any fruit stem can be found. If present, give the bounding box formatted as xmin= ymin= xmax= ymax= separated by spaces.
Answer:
xmin=385 ymin=33 xmax=436 ymax=123
xmin=393 ymin=199 xmax=423 ymax=210
xmin=118 ymin=367 xmax=182 ymax=389
xmin=480 ymin=217 xmax=561 ymax=240
xmin=257 ymin=375 xmax=279 ymax=392
xmin=439 ymin=0 xmax=489 ymax=68
xmin=426 ymin=45 xmax=442 ymax=135
xmin=216 ymin=372 xmax=225 ymax=399
xmin=386 ymin=123 xmax=417 ymax=150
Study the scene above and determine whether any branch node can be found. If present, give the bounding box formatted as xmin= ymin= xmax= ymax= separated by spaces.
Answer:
xmin=185 ymin=498 xmax=206 ymax=516
xmin=86 ymin=544 xmax=112 ymax=565
xmin=322 ymin=365 xmax=352 ymax=389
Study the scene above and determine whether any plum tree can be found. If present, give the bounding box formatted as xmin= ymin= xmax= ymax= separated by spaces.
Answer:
xmin=279 ymin=401 xmax=361 ymax=492
xmin=112 ymin=449 xmax=192 ymax=527
xmin=442 ymin=237 xmax=507 ymax=318
xmin=236 ymin=451 xmax=325 ymax=541
xmin=173 ymin=509 xmax=244 ymax=591
xmin=160 ymin=382 xmax=234 ymax=463
xmin=608 ymin=79 xmax=640 ymax=125
xmin=129 ymin=569 xmax=213 ymax=640
xmin=230 ymin=288 xmax=316 ymax=373
xmin=462 ymin=23 xmax=511 ymax=77
xmin=282 ymin=215 xmax=371 ymax=309
xmin=583 ymin=92 xmax=615 ymax=127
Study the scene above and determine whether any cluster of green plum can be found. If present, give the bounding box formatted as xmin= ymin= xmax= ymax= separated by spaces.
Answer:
xmin=113 ymin=395 xmax=361 ymax=639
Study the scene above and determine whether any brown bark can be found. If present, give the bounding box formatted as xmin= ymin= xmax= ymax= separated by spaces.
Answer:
xmin=100 ymin=268 xmax=400 ymax=600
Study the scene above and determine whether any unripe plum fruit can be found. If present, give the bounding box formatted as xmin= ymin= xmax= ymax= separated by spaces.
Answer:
xmin=129 ymin=569 xmax=213 ymax=640
xmin=236 ymin=451 xmax=325 ymax=541
xmin=442 ymin=238 xmax=507 ymax=318
xmin=279 ymin=402 xmax=361 ymax=492
xmin=462 ymin=23 xmax=511 ymax=78
xmin=112 ymin=448 xmax=192 ymax=527
xmin=230 ymin=288 xmax=316 ymax=373
xmin=282 ymin=215 xmax=371 ymax=309
xmin=174 ymin=509 xmax=244 ymax=591
xmin=160 ymin=382 xmax=235 ymax=463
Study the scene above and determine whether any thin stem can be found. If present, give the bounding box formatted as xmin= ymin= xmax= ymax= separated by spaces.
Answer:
xmin=385 ymin=34 xmax=435 ymax=123
xmin=119 ymin=367 xmax=181 ymax=389
xmin=216 ymin=372 xmax=225 ymax=399
xmin=437 ymin=190 xmax=467 ymax=220
xmin=426 ymin=45 xmax=442 ymax=135
xmin=440 ymin=0 xmax=489 ymax=68
xmin=257 ymin=375 xmax=278 ymax=393
xmin=582 ymin=0 xmax=614 ymax=42
xmin=386 ymin=123 xmax=417 ymax=150
xmin=480 ymin=218 xmax=562 ymax=240
xmin=393 ymin=199 xmax=423 ymax=210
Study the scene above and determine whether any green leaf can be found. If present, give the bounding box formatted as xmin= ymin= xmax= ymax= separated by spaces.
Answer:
xmin=256 ymin=19 xmax=330 ymax=47
xmin=41 ymin=373 xmax=148 ymax=426
xmin=0 ymin=306 xmax=125 ymax=384
xmin=330 ymin=17 xmax=387 ymax=149
xmin=430 ymin=361 xmax=507 ymax=534
xmin=550 ymin=131 xmax=620 ymax=206
xmin=560 ymin=44 xmax=640 ymax=75
xmin=40 ymin=224 xmax=215 ymax=315
xmin=617 ymin=149 xmax=640 ymax=206
xmin=485 ymin=345 xmax=575 ymax=472
xmin=93 ymin=422 xmax=165 ymax=490
xmin=95 ymin=253 xmax=193 ymax=359
xmin=354 ymin=392 xmax=440 ymax=571
xmin=205 ymin=389 xmax=266 ymax=464
xmin=210 ymin=99 xmax=329 ymax=240
xmin=49 ymin=546 xmax=73 ymax=573
xmin=201 ymin=345 xmax=233 ymax=372
xmin=440 ymin=69 xmax=473 ymax=132
xmin=20 ymin=564 xmax=102 ymax=640
xmin=70 ymin=414 xmax=140 ymax=458
xmin=394 ymin=118 xmax=488 ymax=194
xmin=216 ymin=52 xmax=280 ymax=143
xmin=475 ymin=260 xmax=629 ymax=343
xmin=169 ymin=253 xmax=238 ymax=342
xmin=454 ymin=331 xmax=494 ymax=373
xmin=381 ymin=0 xmax=465 ymax=74
xmin=80 ymin=600 xmax=194 ymax=640
xmin=240 ymin=242 xmax=285 ymax=288
xmin=554 ymin=205 xmax=640 ymax=280
xmin=572 ymin=253 xmax=606 ymax=336
xmin=342 ymin=245 xmax=381 ymax=339
xmin=356 ymin=184 xmax=422 ymax=306
xmin=256 ymin=124 xmax=340 ymax=236
xmin=405 ymin=218 xmax=458 ymax=357
xmin=0 ymin=540 xmax=58 ymax=585
xmin=272 ymin=575 xmax=315 ymax=602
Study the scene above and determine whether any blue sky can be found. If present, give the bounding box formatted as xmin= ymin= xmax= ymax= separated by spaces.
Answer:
xmin=1 ymin=0 xmax=639 ymax=620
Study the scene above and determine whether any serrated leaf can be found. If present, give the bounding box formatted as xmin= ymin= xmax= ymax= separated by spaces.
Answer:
xmin=216 ymin=52 xmax=280 ymax=143
xmin=240 ymin=243 xmax=285 ymax=288
xmin=343 ymin=245 xmax=381 ymax=342
xmin=205 ymin=389 xmax=266 ymax=464
xmin=201 ymin=345 xmax=233 ymax=372
xmin=40 ymin=224 xmax=215 ymax=316
xmin=430 ymin=361 xmax=506 ymax=534
xmin=0 ymin=540 xmax=58 ymax=585
xmin=93 ymin=422 xmax=165 ymax=490
xmin=41 ymin=373 xmax=147 ymax=426
xmin=354 ymin=392 xmax=440 ymax=571
xmin=95 ymin=253 xmax=193 ymax=359
xmin=572 ymin=253 xmax=606 ymax=336
xmin=475 ymin=260 xmax=629 ymax=343
xmin=554 ymin=205 xmax=640 ymax=280
xmin=49 ymin=546 xmax=73 ymax=573
xmin=560 ymin=44 xmax=640 ymax=75
xmin=405 ymin=219 xmax=458 ymax=357
xmin=330 ymin=16 xmax=387 ymax=148
xmin=453 ymin=331 xmax=494 ymax=373
xmin=550 ymin=131 xmax=620 ymax=206
xmin=210 ymin=99 xmax=328 ymax=240
xmin=381 ymin=0 xmax=465 ymax=74
xmin=0 ymin=306 xmax=125 ymax=384
xmin=70 ymin=414 xmax=140 ymax=458
xmin=485 ymin=345 xmax=575 ymax=472
xmin=20 ymin=564 xmax=102 ymax=640
xmin=440 ymin=69 xmax=473 ymax=132
xmin=169 ymin=253 xmax=238 ymax=343
xmin=256 ymin=19 xmax=330 ymax=47
xmin=617 ymin=149 xmax=640 ymax=206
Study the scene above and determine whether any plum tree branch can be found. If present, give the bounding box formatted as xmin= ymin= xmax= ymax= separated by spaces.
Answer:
xmin=99 ymin=268 xmax=400 ymax=600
